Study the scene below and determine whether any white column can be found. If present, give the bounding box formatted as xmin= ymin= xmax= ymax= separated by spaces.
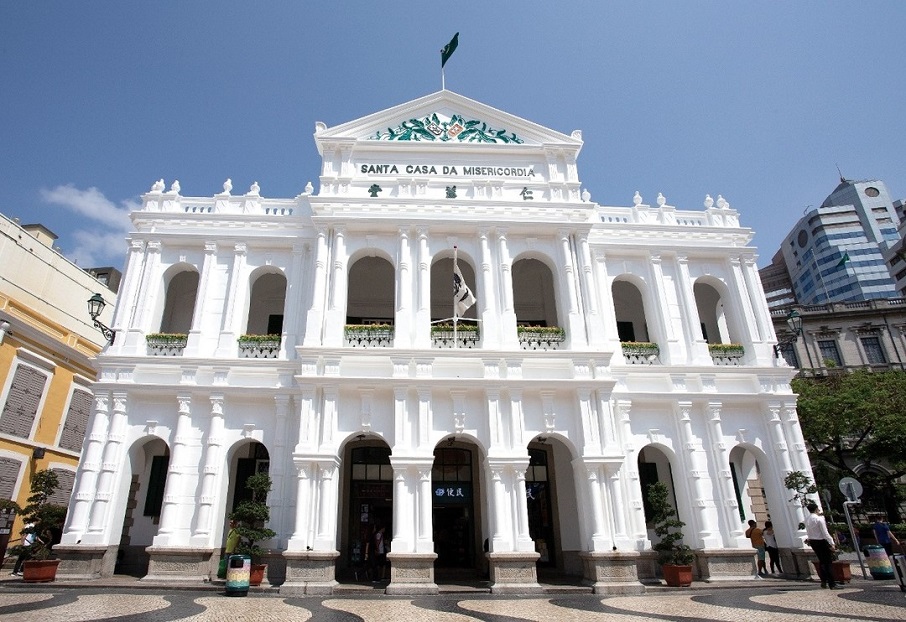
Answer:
xmin=497 ymin=230 xmax=518 ymax=347
xmin=86 ymin=392 xmax=127 ymax=539
xmin=581 ymin=463 xmax=608 ymax=550
xmin=287 ymin=462 xmax=314 ymax=551
xmin=415 ymin=228 xmax=431 ymax=346
xmin=134 ymin=240 xmax=162 ymax=334
xmin=508 ymin=389 xmax=525 ymax=450
xmin=616 ymin=400 xmax=647 ymax=542
xmin=705 ymin=402 xmax=744 ymax=544
xmin=674 ymin=254 xmax=712 ymax=365
xmin=782 ymin=404 xmax=812 ymax=474
xmin=577 ymin=388 xmax=601 ymax=455
xmin=489 ymin=465 xmax=510 ymax=550
xmin=576 ymin=233 xmax=604 ymax=346
xmin=391 ymin=465 xmax=413 ymax=553
xmin=314 ymin=459 xmax=339 ymax=550
xmin=396 ymin=227 xmax=412 ymax=346
xmin=604 ymin=463 xmax=629 ymax=544
xmin=216 ymin=243 xmax=247 ymax=355
xmin=487 ymin=389 xmax=504 ymax=450
xmin=417 ymin=466 xmax=434 ymax=553
xmin=646 ymin=253 xmax=681 ymax=364
xmin=153 ymin=395 xmax=193 ymax=545
xmin=61 ymin=393 xmax=109 ymax=543
xmin=478 ymin=228 xmax=499 ymax=345
xmin=417 ymin=388 xmax=431 ymax=449
xmin=323 ymin=227 xmax=347 ymax=346
xmin=270 ymin=395 xmax=290 ymax=543
xmin=558 ymin=229 xmax=579 ymax=317
xmin=303 ymin=229 xmax=329 ymax=346
xmin=191 ymin=394 xmax=225 ymax=545
xmin=743 ymin=256 xmax=773 ymax=343
xmin=278 ymin=244 xmax=306 ymax=355
xmin=727 ymin=256 xmax=760 ymax=343
xmin=115 ymin=238 xmax=146 ymax=333
xmin=513 ymin=466 xmax=535 ymax=552
xmin=596 ymin=390 xmax=618 ymax=453
xmin=676 ymin=402 xmax=721 ymax=548
xmin=186 ymin=241 xmax=218 ymax=355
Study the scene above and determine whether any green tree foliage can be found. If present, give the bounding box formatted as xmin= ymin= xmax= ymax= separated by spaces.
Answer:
xmin=646 ymin=482 xmax=695 ymax=566
xmin=792 ymin=370 xmax=906 ymax=521
xmin=11 ymin=469 xmax=67 ymax=560
xmin=229 ymin=471 xmax=276 ymax=560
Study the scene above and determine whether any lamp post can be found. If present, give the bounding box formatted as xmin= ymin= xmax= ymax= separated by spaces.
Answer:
xmin=773 ymin=309 xmax=803 ymax=360
xmin=87 ymin=293 xmax=115 ymax=344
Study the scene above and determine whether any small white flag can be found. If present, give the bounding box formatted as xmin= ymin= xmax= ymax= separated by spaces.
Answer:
xmin=453 ymin=258 xmax=476 ymax=317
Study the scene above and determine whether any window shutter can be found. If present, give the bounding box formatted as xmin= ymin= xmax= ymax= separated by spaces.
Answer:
xmin=48 ymin=468 xmax=75 ymax=506
xmin=59 ymin=390 xmax=92 ymax=451
xmin=0 ymin=365 xmax=48 ymax=438
xmin=0 ymin=457 xmax=22 ymax=499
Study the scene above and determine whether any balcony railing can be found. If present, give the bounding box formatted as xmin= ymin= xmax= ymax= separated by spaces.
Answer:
xmin=518 ymin=326 xmax=565 ymax=351
xmin=621 ymin=341 xmax=660 ymax=364
xmin=431 ymin=324 xmax=480 ymax=348
xmin=344 ymin=324 xmax=394 ymax=348
xmin=146 ymin=333 xmax=188 ymax=356
xmin=238 ymin=334 xmax=281 ymax=358
xmin=708 ymin=343 xmax=745 ymax=366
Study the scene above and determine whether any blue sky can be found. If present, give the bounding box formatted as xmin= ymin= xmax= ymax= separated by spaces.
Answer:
xmin=1 ymin=2 xmax=904 ymax=270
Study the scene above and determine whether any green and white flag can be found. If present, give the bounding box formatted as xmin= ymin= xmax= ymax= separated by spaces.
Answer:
xmin=441 ymin=32 xmax=459 ymax=68
xmin=836 ymin=252 xmax=850 ymax=268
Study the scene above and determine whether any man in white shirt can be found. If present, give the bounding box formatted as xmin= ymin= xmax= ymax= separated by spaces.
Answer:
xmin=805 ymin=502 xmax=839 ymax=589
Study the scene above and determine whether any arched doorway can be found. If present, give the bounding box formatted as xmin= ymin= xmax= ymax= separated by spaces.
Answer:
xmin=340 ymin=437 xmax=393 ymax=580
xmin=432 ymin=441 xmax=481 ymax=571
xmin=115 ymin=437 xmax=169 ymax=576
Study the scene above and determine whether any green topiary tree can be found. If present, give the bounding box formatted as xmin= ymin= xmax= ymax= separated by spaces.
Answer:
xmin=646 ymin=481 xmax=695 ymax=566
xmin=229 ymin=471 xmax=276 ymax=562
xmin=11 ymin=469 xmax=67 ymax=560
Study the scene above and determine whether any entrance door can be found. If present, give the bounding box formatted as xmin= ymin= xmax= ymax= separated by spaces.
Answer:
xmin=432 ymin=446 xmax=476 ymax=569
xmin=526 ymin=447 xmax=556 ymax=566
xmin=347 ymin=446 xmax=393 ymax=572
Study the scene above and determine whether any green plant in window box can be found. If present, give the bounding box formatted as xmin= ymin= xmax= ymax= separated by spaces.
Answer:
xmin=707 ymin=343 xmax=744 ymax=355
xmin=516 ymin=325 xmax=565 ymax=341
xmin=431 ymin=323 xmax=479 ymax=333
xmin=344 ymin=324 xmax=394 ymax=338
xmin=238 ymin=334 xmax=281 ymax=345
xmin=145 ymin=333 xmax=189 ymax=345
xmin=621 ymin=341 xmax=660 ymax=356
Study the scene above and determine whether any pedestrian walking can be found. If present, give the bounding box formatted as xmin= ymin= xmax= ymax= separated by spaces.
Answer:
xmin=805 ymin=502 xmax=839 ymax=589
xmin=763 ymin=520 xmax=782 ymax=574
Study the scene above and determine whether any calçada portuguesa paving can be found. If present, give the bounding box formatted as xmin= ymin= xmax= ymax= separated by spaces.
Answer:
xmin=0 ymin=575 xmax=904 ymax=622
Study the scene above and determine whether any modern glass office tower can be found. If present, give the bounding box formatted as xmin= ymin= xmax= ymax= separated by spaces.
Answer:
xmin=773 ymin=179 xmax=900 ymax=305
xmin=55 ymin=91 xmax=813 ymax=594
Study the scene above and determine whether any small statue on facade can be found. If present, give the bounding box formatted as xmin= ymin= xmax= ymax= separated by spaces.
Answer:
xmin=222 ymin=178 xmax=233 ymax=195
xmin=446 ymin=186 xmax=457 ymax=199
xmin=170 ymin=180 xmax=180 ymax=194
xmin=151 ymin=179 xmax=165 ymax=193
xmin=248 ymin=181 xmax=260 ymax=196
xmin=304 ymin=181 xmax=314 ymax=194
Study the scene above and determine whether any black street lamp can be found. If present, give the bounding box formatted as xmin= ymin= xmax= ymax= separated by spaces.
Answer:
xmin=773 ymin=309 xmax=802 ymax=358
xmin=87 ymin=293 xmax=115 ymax=344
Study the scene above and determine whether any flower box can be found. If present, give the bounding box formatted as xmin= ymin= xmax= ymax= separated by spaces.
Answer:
xmin=238 ymin=334 xmax=281 ymax=358
xmin=517 ymin=326 xmax=565 ymax=350
xmin=432 ymin=323 xmax=480 ymax=348
xmin=708 ymin=343 xmax=744 ymax=365
xmin=621 ymin=341 xmax=660 ymax=364
xmin=146 ymin=333 xmax=188 ymax=355
xmin=344 ymin=324 xmax=394 ymax=347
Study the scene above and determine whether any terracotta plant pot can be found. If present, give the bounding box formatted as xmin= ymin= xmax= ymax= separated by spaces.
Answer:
xmin=811 ymin=560 xmax=851 ymax=584
xmin=662 ymin=564 xmax=693 ymax=587
xmin=22 ymin=559 xmax=61 ymax=583
xmin=249 ymin=563 xmax=267 ymax=586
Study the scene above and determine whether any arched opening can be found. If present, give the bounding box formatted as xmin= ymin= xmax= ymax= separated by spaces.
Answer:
xmin=637 ymin=446 xmax=684 ymax=544
xmin=246 ymin=271 xmax=287 ymax=336
xmin=431 ymin=257 xmax=478 ymax=322
xmin=612 ymin=279 xmax=650 ymax=343
xmin=159 ymin=269 xmax=199 ymax=334
xmin=226 ymin=442 xmax=272 ymax=539
xmin=115 ymin=437 xmax=169 ymax=577
xmin=339 ymin=436 xmax=393 ymax=582
xmin=346 ymin=256 xmax=395 ymax=325
xmin=526 ymin=436 xmax=580 ymax=575
xmin=512 ymin=258 xmax=559 ymax=328
xmin=729 ymin=446 xmax=769 ymax=526
xmin=433 ymin=439 xmax=482 ymax=572
xmin=693 ymin=280 xmax=738 ymax=345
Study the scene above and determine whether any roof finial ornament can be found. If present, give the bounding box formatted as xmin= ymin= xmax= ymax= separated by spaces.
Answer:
xmin=656 ymin=193 xmax=666 ymax=207
xmin=222 ymin=178 xmax=232 ymax=195
xmin=633 ymin=191 xmax=642 ymax=206
xmin=704 ymin=194 xmax=714 ymax=208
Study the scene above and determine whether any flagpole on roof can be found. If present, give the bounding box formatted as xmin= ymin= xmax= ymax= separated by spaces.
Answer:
xmin=453 ymin=246 xmax=459 ymax=346
xmin=440 ymin=32 xmax=459 ymax=91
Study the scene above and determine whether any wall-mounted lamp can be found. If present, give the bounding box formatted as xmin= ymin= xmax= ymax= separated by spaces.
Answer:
xmin=0 ymin=320 xmax=10 ymax=346
xmin=773 ymin=309 xmax=803 ymax=358
xmin=32 ymin=447 xmax=45 ymax=460
xmin=87 ymin=293 xmax=115 ymax=344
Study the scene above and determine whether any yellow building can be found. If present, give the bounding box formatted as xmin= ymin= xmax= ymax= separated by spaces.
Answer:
xmin=0 ymin=214 xmax=116 ymax=563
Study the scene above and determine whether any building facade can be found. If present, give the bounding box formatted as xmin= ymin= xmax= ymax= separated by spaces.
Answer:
xmin=763 ymin=179 xmax=902 ymax=308
xmin=0 ymin=214 xmax=116 ymax=563
xmin=57 ymin=91 xmax=814 ymax=594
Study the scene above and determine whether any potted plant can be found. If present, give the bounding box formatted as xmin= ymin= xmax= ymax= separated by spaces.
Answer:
xmin=11 ymin=469 xmax=68 ymax=583
xmin=229 ymin=471 xmax=276 ymax=586
xmin=647 ymin=481 xmax=695 ymax=586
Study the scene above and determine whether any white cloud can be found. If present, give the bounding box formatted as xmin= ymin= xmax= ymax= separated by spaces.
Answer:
xmin=40 ymin=185 xmax=136 ymax=267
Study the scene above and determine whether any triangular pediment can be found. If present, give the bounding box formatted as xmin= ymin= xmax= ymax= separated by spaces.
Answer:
xmin=315 ymin=90 xmax=582 ymax=150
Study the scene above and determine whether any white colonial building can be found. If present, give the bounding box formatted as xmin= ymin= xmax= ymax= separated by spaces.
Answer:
xmin=56 ymin=91 xmax=815 ymax=594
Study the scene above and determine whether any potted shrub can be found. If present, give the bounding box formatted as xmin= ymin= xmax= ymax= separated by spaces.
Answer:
xmin=647 ymin=481 xmax=695 ymax=586
xmin=229 ymin=471 xmax=276 ymax=586
xmin=11 ymin=469 xmax=68 ymax=583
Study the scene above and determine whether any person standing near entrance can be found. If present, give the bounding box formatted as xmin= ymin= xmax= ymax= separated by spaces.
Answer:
xmin=366 ymin=524 xmax=387 ymax=583
xmin=805 ymin=502 xmax=839 ymax=589
xmin=745 ymin=520 xmax=767 ymax=576
xmin=763 ymin=520 xmax=782 ymax=574
xmin=872 ymin=518 xmax=900 ymax=556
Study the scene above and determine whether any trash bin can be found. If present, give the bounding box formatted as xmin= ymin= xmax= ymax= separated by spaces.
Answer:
xmin=864 ymin=545 xmax=895 ymax=580
xmin=225 ymin=554 xmax=251 ymax=596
